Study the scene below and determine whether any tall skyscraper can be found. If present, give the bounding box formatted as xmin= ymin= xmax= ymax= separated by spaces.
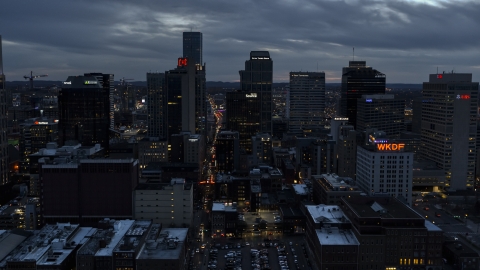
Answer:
xmin=239 ymin=51 xmax=273 ymax=133
xmin=356 ymin=94 xmax=405 ymax=138
xmin=183 ymin=32 xmax=203 ymax=66
xmin=289 ymin=72 xmax=325 ymax=136
xmin=226 ymin=90 xmax=261 ymax=153
xmin=340 ymin=61 xmax=386 ymax=128
xmin=421 ymin=73 xmax=478 ymax=190
xmin=146 ymin=72 xmax=166 ymax=138
xmin=59 ymin=75 xmax=111 ymax=151
xmin=0 ymin=35 xmax=8 ymax=185
xmin=164 ymin=58 xmax=206 ymax=140
xmin=85 ymin=73 xmax=114 ymax=130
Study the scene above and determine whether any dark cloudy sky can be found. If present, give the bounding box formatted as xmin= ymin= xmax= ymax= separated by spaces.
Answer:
xmin=1 ymin=0 xmax=479 ymax=83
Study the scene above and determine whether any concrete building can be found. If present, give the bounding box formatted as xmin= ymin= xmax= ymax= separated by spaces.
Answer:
xmin=412 ymin=160 xmax=446 ymax=192
xmin=251 ymin=133 xmax=272 ymax=166
xmin=138 ymin=137 xmax=168 ymax=169
xmin=0 ymin=223 xmax=96 ymax=270
xmin=0 ymin=35 xmax=8 ymax=185
xmin=421 ymin=73 xmax=478 ymax=190
xmin=311 ymin=174 xmax=362 ymax=205
xmin=112 ymin=220 xmax=153 ymax=270
xmin=340 ymin=196 xmax=444 ymax=270
xmin=239 ymin=51 xmax=273 ymax=134
xmin=210 ymin=202 xmax=237 ymax=238
xmin=295 ymin=137 xmax=335 ymax=177
xmin=340 ymin=61 xmax=386 ymax=129
xmin=305 ymin=204 xmax=359 ymax=270
xmin=288 ymin=72 xmax=325 ymax=136
xmin=356 ymin=94 xmax=405 ymax=138
xmin=136 ymin=226 xmax=188 ymax=270
xmin=19 ymin=118 xmax=58 ymax=159
xmin=40 ymin=159 xmax=138 ymax=226
xmin=134 ymin=178 xmax=193 ymax=228
xmin=356 ymin=141 xmax=413 ymax=205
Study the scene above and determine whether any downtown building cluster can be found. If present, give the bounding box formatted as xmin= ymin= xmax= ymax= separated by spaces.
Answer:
xmin=0 ymin=30 xmax=479 ymax=270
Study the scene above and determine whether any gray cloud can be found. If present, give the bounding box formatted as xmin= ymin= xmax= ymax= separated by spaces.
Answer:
xmin=1 ymin=0 xmax=479 ymax=83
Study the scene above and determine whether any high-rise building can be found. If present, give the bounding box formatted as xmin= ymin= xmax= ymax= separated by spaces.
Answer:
xmin=335 ymin=124 xmax=357 ymax=178
xmin=289 ymin=72 xmax=325 ymax=136
xmin=340 ymin=61 xmax=386 ymax=128
xmin=356 ymin=141 xmax=413 ymax=205
xmin=85 ymin=73 xmax=114 ymax=130
xmin=421 ymin=73 xmax=479 ymax=190
xmin=59 ymin=75 xmax=111 ymax=152
xmin=226 ymin=90 xmax=261 ymax=153
xmin=239 ymin=51 xmax=273 ymax=133
xmin=216 ymin=131 xmax=240 ymax=173
xmin=0 ymin=35 xmax=8 ymax=185
xmin=146 ymin=72 xmax=166 ymax=138
xmin=183 ymin=32 xmax=203 ymax=66
xmin=356 ymin=94 xmax=405 ymax=138
xmin=19 ymin=118 xmax=58 ymax=158
xmin=164 ymin=58 xmax=206 ymax=140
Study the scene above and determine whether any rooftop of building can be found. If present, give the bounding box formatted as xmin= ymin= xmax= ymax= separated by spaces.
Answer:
xmin=444 ymin=241 xmax=479 ymax=257
xmin=306 ymin=205 xmax=350 ymax=224
xmin=212 ymin=202 xmax=225 ymax=212
xmin=313 ymin=174 xmax=359 ymax=192
xmin=250 ymin=51 xmax=270 ymax=58
xmin=316 ymin=227 xmax=360 ymax=246
xmin=342 ymin=197 xmax=423 ymax=219
xmin=95 ymin=220 xmax=135 ymax=256
xmin=0 ymin=230 xmax=32 ymax=263
xmin=113 ymin=220 xmax=152 ymax=253
xmin=279 ymin=206 xmax=304 ymax=218
xmin=292 ymin=184 xmax=309 ymax=195
xmin=136 ymin=227 xmax=187 ymax=260
xmin=1 ymin=223 xmax=79 ymax=265
xmin=424 ymin=220 xmax=442 ymax=232
xmin=36 ymin=227 xmax=96 ymax=266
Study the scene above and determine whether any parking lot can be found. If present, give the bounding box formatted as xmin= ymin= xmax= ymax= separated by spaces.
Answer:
xmin=189 ymin=236 xmax=313 ymax=270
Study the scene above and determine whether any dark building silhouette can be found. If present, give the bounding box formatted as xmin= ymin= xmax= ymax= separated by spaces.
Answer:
xmin=239 ymin=51 xmax=273 ymax=133
xmin=183 ymin=32 xmax=203 ymax=65
xmin=59 ymin=74 xmax=112 ymax=152
xmin=146 ymin=72 xmax=166 ymax=138
xmin=0 ymin=35 xmax=8 ymax=185
xmin=226 ymin=90 xmax=261 ymax=153
xmin=40 ymin=159 xmax=138 ymax=226
xmin=340 ymin=61 xmax=385 ymax=128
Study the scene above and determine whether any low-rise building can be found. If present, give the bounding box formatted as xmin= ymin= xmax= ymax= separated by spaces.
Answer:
xmin=134 ymin=178 xmax=193 ymax=228
xmin=311 ymin=174 xmax=362 ymax=205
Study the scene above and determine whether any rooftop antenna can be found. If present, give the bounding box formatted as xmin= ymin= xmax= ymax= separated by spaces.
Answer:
xmin=353 ymin=47 xmax=355 ymax=61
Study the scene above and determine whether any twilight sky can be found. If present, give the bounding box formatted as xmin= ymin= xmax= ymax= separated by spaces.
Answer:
xmin=1 ymin=0 xmax=479 ymax=83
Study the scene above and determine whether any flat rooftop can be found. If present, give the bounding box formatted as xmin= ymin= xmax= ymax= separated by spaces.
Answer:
xmin=113 ymin=220 xmax=152 ymax=253
xmin=292 ymin=184 xmax=308 ymax=195
xmin=95 ymin=220 xmax=135 ymax=256
xmin=306 ymin=205 xmax=349 ymax=224
xmin=316 ymin=227 xmax=359 ymax=246
xmin=212 ymin=202 xmax=225 ymax=212
xmin=137 ymin=228 xmax=188 ymax=260
xmin=424 ymin=220 xmax=442 ymax=232
xmin=343 ymin=197 xmax=422 ymax=219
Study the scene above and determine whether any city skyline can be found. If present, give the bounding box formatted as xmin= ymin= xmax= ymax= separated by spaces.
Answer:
xmin=1 ymin=0 xmax=479 ymax=83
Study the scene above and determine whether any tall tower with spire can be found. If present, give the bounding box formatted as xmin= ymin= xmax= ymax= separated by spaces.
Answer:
xmin=0 ymin=35 xmax=9 ymax=185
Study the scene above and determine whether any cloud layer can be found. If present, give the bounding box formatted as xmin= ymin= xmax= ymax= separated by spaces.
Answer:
xmin=1 ymin=0 xmax=479 ymax=83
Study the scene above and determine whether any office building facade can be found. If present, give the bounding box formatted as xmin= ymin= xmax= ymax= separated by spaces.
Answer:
xmin=183 ymin=31 xmax=203 ymax=65
xmin=226 ymin=90 xmax=261 ymax=153
xmin=59 ymin=75 xmax=111 ymax=151
xmin=340 ymin=61 xmax=386 ymax=128
xmin=165 ymin=58 xmax=206 ymax=139
xmin=421 ymin=73 xmax=478 ymax=190
xmin=146 ymin=72 xmax=166 ymax=138
xmin=289 ymin=72 xmax=325 ymax=136
xmin=239 ymin=51 xmax=273 ymax=134
xmin=356 ymin=94 xmax=405 ymax=138
xmin=356 ymin=142 xmax=413 ymax=205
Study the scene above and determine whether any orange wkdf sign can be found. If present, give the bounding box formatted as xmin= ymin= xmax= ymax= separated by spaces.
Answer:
xmin=376 ymin=143 xmax=405 ymax=151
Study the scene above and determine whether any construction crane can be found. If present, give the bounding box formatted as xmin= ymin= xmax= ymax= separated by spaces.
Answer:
xmin=24 ymin=71 xmax=48 ymax=90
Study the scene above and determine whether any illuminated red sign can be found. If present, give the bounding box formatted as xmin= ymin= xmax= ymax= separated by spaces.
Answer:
xmin=437 ymin=74 xmax=443 ymax=79
xmin=178 ymin=58 xmax=188 ymax=67
xmin=376 ymin=143 xmax=405 ymax=151
xmin=457 ymin=94 xmax=470 ymax=100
